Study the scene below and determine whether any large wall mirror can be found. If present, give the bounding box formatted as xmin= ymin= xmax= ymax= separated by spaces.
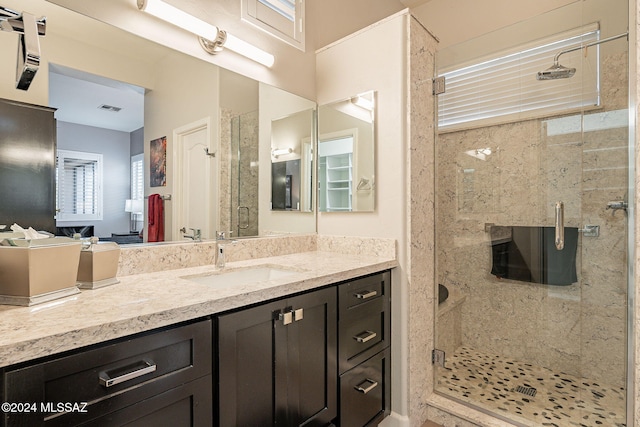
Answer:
xmin=317 ymin=91 xmax=376 ymax=212
xmin=0 ymin=0 xmax=316 ymax=243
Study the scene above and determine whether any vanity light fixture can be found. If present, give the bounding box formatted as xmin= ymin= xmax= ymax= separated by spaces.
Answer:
xmin=350 ymin=94 xmax=374 ymax=111
xmin=272 ymin=148 xmax=293 ymax=158
xmin=137 ymin=0 xmax=275 ymax=67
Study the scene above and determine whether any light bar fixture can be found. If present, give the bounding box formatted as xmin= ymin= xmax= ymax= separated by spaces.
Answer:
xmin=272 ymin=147 xmax=292 ymax=158
xmin=137 ymin=0 xmax=274 ymax=68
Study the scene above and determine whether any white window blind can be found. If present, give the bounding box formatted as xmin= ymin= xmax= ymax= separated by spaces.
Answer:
xmin=438 ymin=24 xmax=600 ymax=131
xmin=259 ymin=0 xmax=295 ymax=21
xmin=242 ymin=0 xmax=304 ymax=51
xmin=56 ymin=150 xmax=103 ymax=221
xmin=131 ymin=154 xmax=144 ymax=201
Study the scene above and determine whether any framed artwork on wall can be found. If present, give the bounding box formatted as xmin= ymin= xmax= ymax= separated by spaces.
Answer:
xmin=150 ymin=136 xmax=167 ymax=187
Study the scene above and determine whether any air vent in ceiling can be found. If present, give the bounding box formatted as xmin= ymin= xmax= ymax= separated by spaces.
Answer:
xmin=98 ymin=104 xmax=122 ymax=112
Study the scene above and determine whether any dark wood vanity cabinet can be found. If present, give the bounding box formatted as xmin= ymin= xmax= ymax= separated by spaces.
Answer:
xmin=217 ymin=270 xmax=391 ymax=427
xmin=217 ymin=286 xmax=338 ymax=427
xmin=338 ymin=271 xmax=391 ymax=427
xmin=1 ymin=319 xmax=212 ymax=427
xmin=0 ymin=269 xmax=391 ymax=427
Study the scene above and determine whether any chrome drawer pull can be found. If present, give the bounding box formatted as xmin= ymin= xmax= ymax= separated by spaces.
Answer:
xmin=354 ymin=378 xmax=378 ymax=394
xmin=354 ymin=330 xmax=377 ymax=343
xmin=99 ymin=359 xmax=157 ymax=388
xmin=354 ymin=290 xmax=377 ymax=300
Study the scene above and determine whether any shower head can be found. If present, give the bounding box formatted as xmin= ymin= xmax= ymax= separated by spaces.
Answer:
xmin=536 ymin=32 xmax=628 ymax=82
xmin=536 ymin=62 xmax=576 ymax=80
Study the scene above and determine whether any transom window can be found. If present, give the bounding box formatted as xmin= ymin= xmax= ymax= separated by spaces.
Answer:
xmin=242 ymin=0 xmax=305 ymax=51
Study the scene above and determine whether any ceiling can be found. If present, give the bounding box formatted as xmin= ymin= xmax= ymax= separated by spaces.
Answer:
xmin=399 ymin=0 xmax=433 ymax=8
xmin=49 ymin=65 xmax=145 ymax=133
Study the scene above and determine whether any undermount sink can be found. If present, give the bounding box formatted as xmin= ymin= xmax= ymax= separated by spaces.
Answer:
xmin=181 ymin=266 xmax=299 ymax=288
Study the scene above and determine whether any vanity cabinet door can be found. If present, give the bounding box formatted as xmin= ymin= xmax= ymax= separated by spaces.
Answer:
xmin=217 ymin=287 xmax=337 ymax=427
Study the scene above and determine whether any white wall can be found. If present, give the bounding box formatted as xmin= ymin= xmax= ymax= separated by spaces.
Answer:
xmin=56 ymin=121 xmax=131 ymax=237
xmin=316 ymin=13 xmax=407 ymax=241
xmin=316 ymin=11 xmax=410 ymax=422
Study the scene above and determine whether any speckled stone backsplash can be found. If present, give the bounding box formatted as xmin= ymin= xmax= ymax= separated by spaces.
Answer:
xmin=117 ymin=234 xmax=396 ymax=277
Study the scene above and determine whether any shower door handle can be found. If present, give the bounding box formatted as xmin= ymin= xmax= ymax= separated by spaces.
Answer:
xmin=555 ymin=201 xmax=564 ymax=250
xmin=237 ymin=206 xmax=249 ymax=229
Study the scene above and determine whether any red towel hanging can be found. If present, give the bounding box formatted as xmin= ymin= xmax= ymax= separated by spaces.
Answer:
xmin=148 ymin=194 xmax=164 ymax=242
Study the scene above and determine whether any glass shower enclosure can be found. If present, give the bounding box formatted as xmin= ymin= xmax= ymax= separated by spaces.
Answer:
xmin=433 ymin=1 xmax=630 ymax=426
xmin=220 ymin=110 xmax=260 ymax=238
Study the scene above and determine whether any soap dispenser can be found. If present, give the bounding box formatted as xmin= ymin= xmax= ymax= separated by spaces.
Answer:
xmin=216 ymin=245 xmax=225 ymax=269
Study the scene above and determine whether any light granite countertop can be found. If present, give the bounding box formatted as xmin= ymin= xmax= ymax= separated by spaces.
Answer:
xmin=0 ymin=250 xmax=396 ymax=368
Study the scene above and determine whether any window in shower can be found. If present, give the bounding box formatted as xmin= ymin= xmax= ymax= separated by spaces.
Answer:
xmin=438 ymin=23 xmax=600 ymax=131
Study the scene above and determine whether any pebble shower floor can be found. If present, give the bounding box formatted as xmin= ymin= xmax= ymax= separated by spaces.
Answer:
xmin=435 ymin=347 xmax=626 ymax=427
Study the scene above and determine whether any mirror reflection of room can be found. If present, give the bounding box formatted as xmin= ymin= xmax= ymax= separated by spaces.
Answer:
xmin=318 ymin=91 xmax=375 ymax=212
xmin=270 ymin=108 xmax=315 ymax=212
xmin=0 ymin=0 xmax=318 ymax=244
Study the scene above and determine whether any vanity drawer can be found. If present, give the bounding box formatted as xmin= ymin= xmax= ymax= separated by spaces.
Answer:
xmin=339 ymin=307 xmax=389 ymax=372
xmin=339 ymin=271 xmax=390 ymax=315
xmin=2 ymin=319 xmax=211 ymax=426
xmin=339 ymin=348 xmax=390 ymax=427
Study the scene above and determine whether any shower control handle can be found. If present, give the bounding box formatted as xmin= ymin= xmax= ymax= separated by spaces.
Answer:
xmin=555 ymin=201 xmax=564 ymax=250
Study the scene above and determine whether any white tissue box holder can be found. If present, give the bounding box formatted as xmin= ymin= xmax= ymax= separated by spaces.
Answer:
xmin=0 ymin=237 xmax=82 ymax=306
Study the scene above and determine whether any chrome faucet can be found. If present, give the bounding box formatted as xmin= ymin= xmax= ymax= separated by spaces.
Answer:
xmin=183 ymin=228 xmax=202 ymax=241
xmin=216 ymin=230 xmax=232 ymax=240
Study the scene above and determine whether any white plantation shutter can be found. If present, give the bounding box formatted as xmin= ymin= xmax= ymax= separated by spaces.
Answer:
xmin=243 ymin=0 xmax=304 ymax=50
xmin=131 ymin=154 xmax=144 ymax=201
xmin=438 ymin=24 xmax=600 ymax=131
xmin=56 ymin=150 xmax=103 ymax=220
xmin=258 ymin=0 xmax=295 ymax=21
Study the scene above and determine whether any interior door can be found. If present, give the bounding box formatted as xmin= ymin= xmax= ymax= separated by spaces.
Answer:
xmin=175 ymin=119 xmax=213 ymax=240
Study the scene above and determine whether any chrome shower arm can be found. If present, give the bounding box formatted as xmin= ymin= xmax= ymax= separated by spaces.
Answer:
xmin=553 ymin=32 xmax=628 ymax=65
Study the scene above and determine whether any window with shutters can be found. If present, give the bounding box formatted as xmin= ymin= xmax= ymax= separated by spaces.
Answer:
xmin=242 ymin=0 xmax=304 ymax=51
xmin=131 ymin=153 xmax=144 ymax=201
xmin=437 ymin=24 xmax=600 ymax=131
xmin=55 ymin=150 xmax=103 ymax=221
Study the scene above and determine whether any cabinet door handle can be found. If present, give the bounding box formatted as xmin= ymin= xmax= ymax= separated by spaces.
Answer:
xmin=354 ymin=290 xmax=377 ymax=300
xmin=353 ymin=330 xmax=377 ymax=343
xmin=293 ymin=308 xmax=304 ymax=321
xmin=99 ymin=359 xmax=157 ymax=388
xmin=279 ymin=311 xmax=293 ymax=325
xmin=354 ymin=378 xmax=378 ymax=394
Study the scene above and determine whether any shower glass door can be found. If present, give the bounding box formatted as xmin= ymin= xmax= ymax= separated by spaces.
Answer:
xmin=433 ymin=2 xmax=630 ymax=426
xmin=231 ymin=111 xmax=260 ymax=238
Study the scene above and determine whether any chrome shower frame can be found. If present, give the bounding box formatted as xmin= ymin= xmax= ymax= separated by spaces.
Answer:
xmin=0 ymin=6 xmax=46 ymax=91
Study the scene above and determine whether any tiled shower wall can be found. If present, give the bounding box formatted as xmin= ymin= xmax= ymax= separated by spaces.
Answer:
xmin=436 ymin=51 xmax=629 ymax=388
xmin=219 ymin=110 xmax=260 ymax=237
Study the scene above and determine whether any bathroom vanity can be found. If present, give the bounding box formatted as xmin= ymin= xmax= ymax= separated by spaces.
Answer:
xmin=0 ymin=249 xmax=394 ymax=427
